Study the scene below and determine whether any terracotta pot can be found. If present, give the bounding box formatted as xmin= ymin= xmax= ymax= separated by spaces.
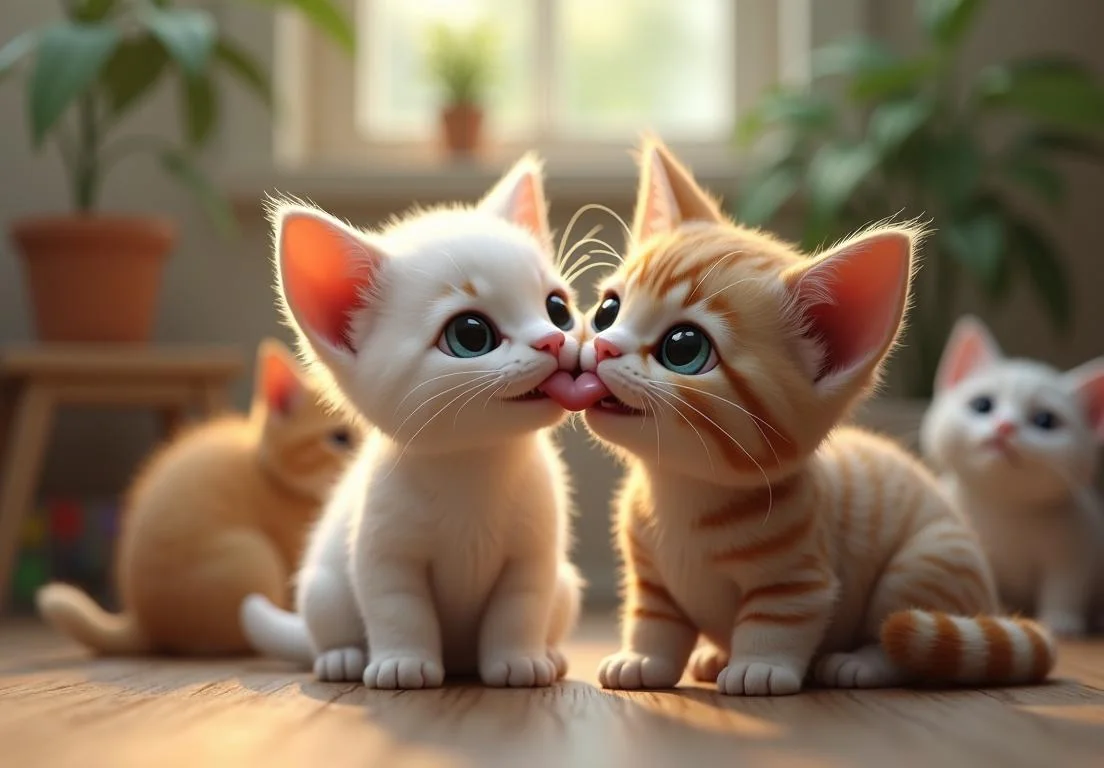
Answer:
xmin=10 ymin=215 xmax=175 ymax=343
xmin=441 ymin=103 xmax=484 ymax=156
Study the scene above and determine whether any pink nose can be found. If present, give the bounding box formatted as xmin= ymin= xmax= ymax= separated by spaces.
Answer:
xmin=595 ymin=338 xmax=623 ymax=364
xmin=994 ymin=420 xmax=1017 ymax=439
xmin=530 ymin=331 xmax=565 ymax=357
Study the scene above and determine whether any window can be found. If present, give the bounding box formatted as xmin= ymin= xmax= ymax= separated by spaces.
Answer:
xmin=274 ymin=0 xmax=813 ymax=168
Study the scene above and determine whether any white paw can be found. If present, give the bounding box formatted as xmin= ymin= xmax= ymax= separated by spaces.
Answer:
xmin=597 ymin=652 xmax=682 ymax=690
xmin=362 ymin=656 xmax=445 ymax=689
xmin=716 ymin=660 xmax=802 ymax=696
xmin=1040 ymin=612 xmax=1087 ymax=639
xmin=813 ymin=647 xmax=905 ymax=689
xmin=547 ymin=647 xmax=568 ymax=680
xmin=689 ymin=645 xmax=729 ymax=683
xmin=481 ymin=653 xmax=557 ymax=687
xmin=313 ymin=647 xmax=366 ymax=682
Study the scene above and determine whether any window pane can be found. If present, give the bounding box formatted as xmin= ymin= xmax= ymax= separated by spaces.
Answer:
xmin=356 ymin=0 xmax=536 ymax=140
xmin=555 ymin=0 xmax=736 ymax=140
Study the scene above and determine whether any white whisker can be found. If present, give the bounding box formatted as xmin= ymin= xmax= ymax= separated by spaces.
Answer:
xmin=395 ymin=373 xmax=498 ymax=435
xmin=699 ymin=277 xmax=758 ymax=307
xmin=557 ymin=224 xmax=602 ymax=271
xmin=396 ymin=369 xmax=500 ymax=410
xmin=565 ymin=260 xmax=619 ymax=286
xmin=647 ymin=385 xmax=715 ymax=473
xmin=687 ymin=250 xmax=742 ymax=304
xmin=452 ymin=375 xmax=505 ymax=428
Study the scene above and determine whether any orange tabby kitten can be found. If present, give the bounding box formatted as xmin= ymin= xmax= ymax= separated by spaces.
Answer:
xmin=37 ymin=339 xmax=359 ymax=655
xmin=580 ymin=139 xmax=1056 ymax=695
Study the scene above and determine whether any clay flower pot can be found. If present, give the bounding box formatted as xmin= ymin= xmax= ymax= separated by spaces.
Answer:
xmin=10 ymin=215 xmax=175 ymax=343
xmin=441 ymin=102 xmax=484 ymax=156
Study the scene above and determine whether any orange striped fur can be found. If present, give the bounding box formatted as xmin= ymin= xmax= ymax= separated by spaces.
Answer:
xmin=588 ymin=139 xmax=1056 ymax=695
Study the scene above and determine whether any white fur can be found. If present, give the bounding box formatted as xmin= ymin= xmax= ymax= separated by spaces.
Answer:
xmin=920 ymin=316 xmax=1104 ymax=637
xmin=242 ymin=158 xmax=585 ymax=687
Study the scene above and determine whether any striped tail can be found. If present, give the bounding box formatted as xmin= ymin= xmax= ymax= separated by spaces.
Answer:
xmin=881 ymin=609 xmax=1057 ymax=686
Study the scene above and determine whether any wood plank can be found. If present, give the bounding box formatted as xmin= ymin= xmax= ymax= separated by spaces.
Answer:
xmin=0 ymin=345 xmax=244 ymax=380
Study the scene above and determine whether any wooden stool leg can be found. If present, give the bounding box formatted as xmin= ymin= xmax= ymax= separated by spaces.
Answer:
xmin=0 ymin=384 xmax=55 ymax=613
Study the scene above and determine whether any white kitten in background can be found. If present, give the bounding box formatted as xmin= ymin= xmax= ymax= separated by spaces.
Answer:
xmin=921 ymin=315 xmax=1104 ymax=637
xmin=241 ymin=156 xmax=596 ymax=688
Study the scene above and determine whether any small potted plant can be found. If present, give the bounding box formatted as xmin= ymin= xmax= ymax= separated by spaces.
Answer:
xmin=423 ymin=20 xmax=498 ymax=158
xmin=0 ymin=0 xmax=353 ymax=343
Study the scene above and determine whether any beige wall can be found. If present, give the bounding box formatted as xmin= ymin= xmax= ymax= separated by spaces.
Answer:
xmin=1 ymin=0 xmax=1102 ymax=605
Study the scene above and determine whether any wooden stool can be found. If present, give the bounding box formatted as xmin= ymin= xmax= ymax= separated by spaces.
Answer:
xmin=0 ymin=345 xmax=245 ymax=611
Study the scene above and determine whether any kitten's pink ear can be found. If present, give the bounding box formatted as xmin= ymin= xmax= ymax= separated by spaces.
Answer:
xmin=1065 ymin=360 xmax=1104 ymax=440
xmin=255 ymin=338 xmax=303 ymax=416
xmin=784 ymin=228 xmax=914 ymax=390
xmin=934 ymin=315 xmax=1002 ymax=392
xmin=274 ymin=205 xmax=385 ymax=361
xmin=632 ymin=137 xmax=726 ymax=243
xmin=479 ymin=153 xmax=552 ymax=246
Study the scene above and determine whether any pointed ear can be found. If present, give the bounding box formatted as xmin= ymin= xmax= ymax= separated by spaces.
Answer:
xmin=784 ymin=228 xmax=915 ymax=391
xmin=934 ymin=315 xmax=1003 ymax=393
xmin=478 ymin=153 xmax=551 ymax=246
xmin=631 ymin=138 xmax=726 ymax=243
xmin=273 ymin=204 xmax=386 ymax=363
xmin=254 ymin=338 xmax=304 ymax=416
xmin=1065 ymin=359 xmax=1104 ymax=440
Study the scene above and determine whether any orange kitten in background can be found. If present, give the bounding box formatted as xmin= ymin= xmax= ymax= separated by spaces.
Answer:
xmin=579 ymin=139 xmax=1056 ymax=695
xmin=37 ymin=339 xmax=359 ymax=656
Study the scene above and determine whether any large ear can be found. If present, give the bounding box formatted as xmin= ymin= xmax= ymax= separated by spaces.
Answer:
xmin=631 ymin=137 xmax=726 ymax=243
xmin=783 ymin=228 xmax=915 ymax=391
xmin=273 ymin=203 xmax=387 ymax=363
xmin=934 ymin=315 xmax=1002 ymax=393
xmin=253 ymin=338 xmax=305 ymax=416
xmin=1064 ymin=359 xmax=1104 ymax=440
xmin=478 ymin=153 xmax=551 ymax=247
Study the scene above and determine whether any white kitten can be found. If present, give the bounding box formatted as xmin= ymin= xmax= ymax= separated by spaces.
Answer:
xmin=241 ymin=157 xmax=593 ymax=688
xmin=921 ymin=315 xmax=1104 ymax=637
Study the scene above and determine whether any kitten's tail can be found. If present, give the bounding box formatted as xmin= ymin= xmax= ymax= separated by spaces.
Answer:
xmin=36 ymin=583 xmax=151 ymax=654
xmin=881 ymin=609 xmax=1057 ymax=685
xmin=240 ymin=593 xmax=313 ymax=666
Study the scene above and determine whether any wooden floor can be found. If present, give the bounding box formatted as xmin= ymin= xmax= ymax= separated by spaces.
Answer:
xmin=2 ymin=615 xmax=1104 ymax=768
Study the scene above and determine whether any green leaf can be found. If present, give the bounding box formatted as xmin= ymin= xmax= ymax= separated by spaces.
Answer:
xmin=182 ymin=74 xmax=216 ymax=146
xmin=942 ymin=209 xmax=1006 ymax=292
xmin=160 ymin=148 xmax=237 ymax=236
xmin=1004 ymin=152 xmax=1065 ymax=207
xmin=738 ymin=165 xmax=801 ymax=226
xmin=214 ymin=37 xmax=271 ymax=107
xmin=1011 ymin=220 xmax=1071 ymax=330
xmin=922 ymin=133 xmax=983 ymax=210
xmin=1011 ymin=128 xmax=1104 ymax=163
xmin=976 ymin=57 xmax=1104 ymax=131
xmin=73 ymin=0 xmax=119 ymax=22
xmin=244 ymin=0 xmax=355 ymax=54
xmin=141 ymin=7 xmax=216 ymax=78
xmin=869 ymin=97 xmax=934 ymax=154
xmin=804 ymin=143 xmax=879 ymax=246
xmin=28 ymin=22 xmax=120 ymax=146
xmin=736 ymin=90 xmax=833 ymax=145
xmin=0 ymin=30 xmax=38 ymax=83
xmin=917 ymin=0 xmax=983 ymax=48
xmin=102 ymin=37 xmax=168 ymax=117
xmin=812 ymin=38 xmax=897 ymax=79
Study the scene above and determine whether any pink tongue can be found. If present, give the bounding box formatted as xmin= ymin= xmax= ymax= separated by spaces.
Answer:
xmin=539 ymin=371 xmax=610 ymax=412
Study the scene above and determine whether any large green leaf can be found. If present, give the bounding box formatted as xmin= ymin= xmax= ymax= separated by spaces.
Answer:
xmin=160 ymin=148 xmax=236 ymax=236
xmin=922 ymin=132 xmax=983 ymax=210
xmin=214 ymin=37 xmax=271 ymax=107
xmin=803 ymin=143 xmax=879 ymax=247
xmin=102 ymin=37 xmax=168 ymax=117
xmin=245 ymin=0 xmax=355 ymax=54
xmin=140 ymin=6 xmax=216 ymax=79
xmin=869 ymin=96 xmax=934 ymax=154
xmin=942 ymin=209 xmax=1006 ymax=293
xmin=812 ymin=38 xmax=897 ymax=79
xmin=0 ymin=30 xmax=38 ymax=83
xmin=28 ymin=22 xmax=120 ymax=146
xmin=917 ymin=0 xmax=983 ymax=48
xmin=738 ymin=165 xmax=801 ymax=226
xmin=73 ymin=0 xmax=119 ymax=22
xmin=1004 ymin=152 xmax=1065 ymax=208
xmin=1010 ymin=220 xmax=1071 ymax=331
xmin=736 ymin=90 xmax=833 ymax=145
xmin=182 ymin=74 xmax=216 ymax=146
xmin=976 ymin=57 xmax=1104 ymax=131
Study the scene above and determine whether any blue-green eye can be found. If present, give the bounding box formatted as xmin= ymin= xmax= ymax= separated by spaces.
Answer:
xmin=656 ymin=325 xmax=715 ymax=375
xmin=440 ymin=313 xmax=498 ymax=358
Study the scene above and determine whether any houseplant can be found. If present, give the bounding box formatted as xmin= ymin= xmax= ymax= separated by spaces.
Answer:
xmin=423 ymin=20 xmax=498 ymax=157
xmin=736 ymin=0 xmax=1104 ymax=396
xmin=0 ymin=0 xmax=354 ymax=343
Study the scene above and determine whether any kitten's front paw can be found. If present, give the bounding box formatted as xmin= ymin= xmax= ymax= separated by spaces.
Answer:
xmin=363 ymin=656 xmax=444 ymax=689
xmin=1039 ymin=611 xmax=1087 ymax=639
xmin=597 ymin=652 xmax=682 ymax=690
xmin=689 ymin=645 xmax=729 ymax=683
xmin=481 ymin=653 xmax=558 ymax=687
xmin=547 ymin=647 xmax=568 ymax=680
xmin=813 ymin=646 xmax=905 ymax=689
xmin=717 ymin=660 xmax=802 ymax=696
xmin=314 ymin=647 xmax=366 ymax=682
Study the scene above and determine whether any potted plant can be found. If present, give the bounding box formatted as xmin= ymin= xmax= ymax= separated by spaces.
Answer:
xmin=736 ymin=0 xmax=1104 ymax=398
xmin=0 ymin=0 xmax=353 ymax=343
xmin=423 ymin=20 xmax=498 ymax=158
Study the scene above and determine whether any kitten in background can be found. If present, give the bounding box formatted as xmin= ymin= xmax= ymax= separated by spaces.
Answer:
xmin=577 ymin=138 xmax=1054 ymax=696
xmin=37 ymin=339 xmax=360 ymax=655
xmin=241 ymin=156 xmax=588 ymax=688
xmin=921 ymin=315 xmax=1104 ymax=637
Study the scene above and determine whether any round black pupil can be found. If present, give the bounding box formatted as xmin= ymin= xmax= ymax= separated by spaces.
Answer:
xmin=456 ymin=317 xmax=489 ymax=351
xmin=331 ymin=429 xmax=350 ymax=446
xmin=971 ymin=396 xmax=992 ymax=413
xmin=547 ymin=295 xmax=572 ymax=329
xmin=1034 ymin=411 xmax=1056 ymax=429
xmin=595 ymin=297 xmax=619 ymax=330
xmin=665 ymin=329 xmax=702 ymax=367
